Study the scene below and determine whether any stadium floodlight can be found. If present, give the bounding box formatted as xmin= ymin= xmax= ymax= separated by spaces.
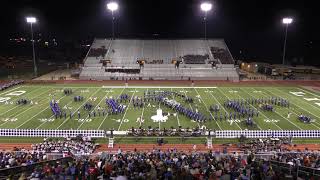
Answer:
xmin=200 ymin=2 xmax=212 ymax=40
xmin=107 ymin=2 xmax=118 ymax=11
xmin=201 ymin=2 xmax=212 ymax=12
xmin=282 ymin=17 xmax=293 ymax=24
xmin=26 ymin=17 xmax=37 ymax=23
xmin=26 ymin=16 xmax=38 ymax=77
xmin=107 ymin=2 xmax=119 ymax=39
xmin=282 ymin=17 xmax=293 ymax=65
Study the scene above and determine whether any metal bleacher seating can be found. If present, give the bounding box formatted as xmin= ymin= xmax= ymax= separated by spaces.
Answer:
xmin=80 ymin=39 xmax=239 ymax=81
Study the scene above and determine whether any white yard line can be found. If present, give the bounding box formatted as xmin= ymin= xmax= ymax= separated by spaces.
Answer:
xmin=0 ymin=87 xmax=50 ymax=116
xmin=273 ymin=87 xmax=320 ymax=119
xmin=117 ymin=89 xmax=136 ymax=131
xmin=235 ymin=88 xmax=285 ymax=130
xmin=263 ymin=88 xmax=320 ymax=130
xmin=247 ymin=88 xmax=301 ymax=129
xmin=193 ymin=88 xmax=222 ymax=130
xmin=77 ymin=89 xmax=112 ymax=130
xmin=56 ymin=88 xmax=100 ymax=130
xmin=139 ymin=88 xmax=148 ymax=127
xmin=298 ymin=87 xmax=320 ymax=99
xmin=0 ymin=90 xmax=61 ymax=127
xmin=35 ymin=87 xmax=84 ymax=129
xmin=210 ymin=88 xmax=243 ymax=130
xmin=0 ymin=86 xmax=23 ymax=96
xmin=97 ymin=112 xmax=109 ymax=130
xmin=98 ymin=88 xmax=125 ymax=130
xmin=35 ymin=99 xmax=75 ymax=129
xmin=171 ymin=88 xmax=182 ymax=127
xmin=15 ymin=94 xmax=67 ymax=129
xmin=224 ymin=87 xmax=278 ymax=130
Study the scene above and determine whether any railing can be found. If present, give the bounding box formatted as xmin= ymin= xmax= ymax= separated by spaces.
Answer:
xmin=0 ymin=129 xmax=319 ymax=138
xmin=268 ymin=160 xmax=320 ymax=178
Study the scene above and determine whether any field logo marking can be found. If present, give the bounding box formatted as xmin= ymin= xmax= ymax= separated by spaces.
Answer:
xmin=179 ymin=90 xmax=189 ymax=93
xmin=77 ymin=119 xmax=92 ymax=122
xmin=264 ymin=119 xmax=280 ymax=123
xmin=227 ymin=119 xmax=241 ymax=123
xmin=113 ymin=119 xmax=129 ymax=123
xmin=39 ymin=118 xmax=55 ymax=122
xmin=2 ymin=118 xmax=17 ymax=122
xmin=289 ymin=91 xmax=305 ymax=96
xmin=0 ymin=97 xmax=11 ymax=103
xmin=229 ymin=90 xmax=238 ymax=93
xmin=289 ymin=90 xmax=320 ymax=107
xmin=6 ymin=90 xmax=26 ymax=96
xmin=80 ymin=90 xmax=89 ymax=93
xmin=304 ymin=98 xmax=320 ymax=102
xmin=55 ymin=90 xmax=63 ymax=93
xmin=204 ymin=90 xmax=214 ymax=93
xmin=129 ymin=90 xmax=139 ymax=93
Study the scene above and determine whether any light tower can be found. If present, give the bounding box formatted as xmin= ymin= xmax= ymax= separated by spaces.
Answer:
xmin=107 ymin=2 xmax=119 ymax=39
xmin=26 ymin=17 xmax=38 ymax=77
xmin=200 ymin=2 xmax=212 ymax=40
xmin=282 ymin=17 xmax=293 ymax=65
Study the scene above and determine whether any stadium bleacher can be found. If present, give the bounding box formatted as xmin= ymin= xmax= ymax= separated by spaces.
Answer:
xmin=2 ymin=136 xmax=320 ymax=179
xmin=80 ymin=39 xmax=239 ymax=81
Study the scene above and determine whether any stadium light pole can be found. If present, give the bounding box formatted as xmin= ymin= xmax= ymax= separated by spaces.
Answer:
xmin=200 ymin=2 xmax=212 ymax=40
xmin=26 ymin=17 xmax=38 ymax=77
xmin=107 ymin=2 xmax=119 ymax=39
xmin=282 ymin=17 xmax=293 ymax=65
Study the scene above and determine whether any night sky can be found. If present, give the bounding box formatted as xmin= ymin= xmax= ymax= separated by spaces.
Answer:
xmin=1 ymin=0 xmax=319 ymax=65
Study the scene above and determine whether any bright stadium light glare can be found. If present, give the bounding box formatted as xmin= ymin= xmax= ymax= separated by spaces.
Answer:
xmin=201 ymin=2 xmax=212 ymax=12
xmin=282 ymin=17 xmax=293 ymax=24
xmin=26 ymin=17 xmax=37 ymax=23
xmin=107 ymin=2 xmax=118 ymax=11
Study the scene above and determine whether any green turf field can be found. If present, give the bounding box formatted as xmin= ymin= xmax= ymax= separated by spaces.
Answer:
xmin=0 ymin=84 xmax=320 ymax=131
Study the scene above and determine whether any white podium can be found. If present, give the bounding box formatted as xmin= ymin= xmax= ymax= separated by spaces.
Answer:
xmin=108 ymin=137 xmax=114 ymax=148
xmin=206 ymin=137 xmax=212 ymax=149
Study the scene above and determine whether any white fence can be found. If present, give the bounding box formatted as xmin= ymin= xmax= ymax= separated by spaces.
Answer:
xmin=0 ymin=129 xmax=319 ymax=138
xmin=0 ymin=129 xmax=105 ymax=138
xmin=213 ymin=130 xmax=320 ymax=138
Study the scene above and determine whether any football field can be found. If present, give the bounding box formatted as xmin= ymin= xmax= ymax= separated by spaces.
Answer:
xmin=1 ymin=84 xmax=320 ymax=131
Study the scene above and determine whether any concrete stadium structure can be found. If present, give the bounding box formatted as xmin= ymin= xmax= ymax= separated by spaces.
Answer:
xmin=80 ymin=39 xmax=239 ymax=81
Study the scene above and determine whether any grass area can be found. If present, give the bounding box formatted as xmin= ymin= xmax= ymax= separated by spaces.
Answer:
xmin=0 ymin=136 xmax=319 ymax=145
xmin=0 ymin=84 xmax=320 ymax=133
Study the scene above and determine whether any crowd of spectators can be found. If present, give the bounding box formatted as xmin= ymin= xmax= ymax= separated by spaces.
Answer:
xmin=88 ymin=47 xmax=107 ymax=57
xmin=0 ymin=80 xmax=24 ymax=91
xmin=145 ymin=59 xmax=164 ymax=64
xmin=0 ymin=147 xmax=46 ymax=169
xmin=18 ymin=148 xmax=319 ymax=180
xmin=31 ymin=136 xmax=97 ymax=156
xmin=182 ymin=54 xmax=208 ymax=64
xmin=2 ymin=137 xmax=320 ymax=179
xmin=210 ymin=47 xmax=234 ymax=64
xmin=241 ymin=138 xmax=285 ymax=153
xmin=9 ymin=149 xmax=259 ymax=179
xmin=271 ymin=152 xmax=320 ymax=169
